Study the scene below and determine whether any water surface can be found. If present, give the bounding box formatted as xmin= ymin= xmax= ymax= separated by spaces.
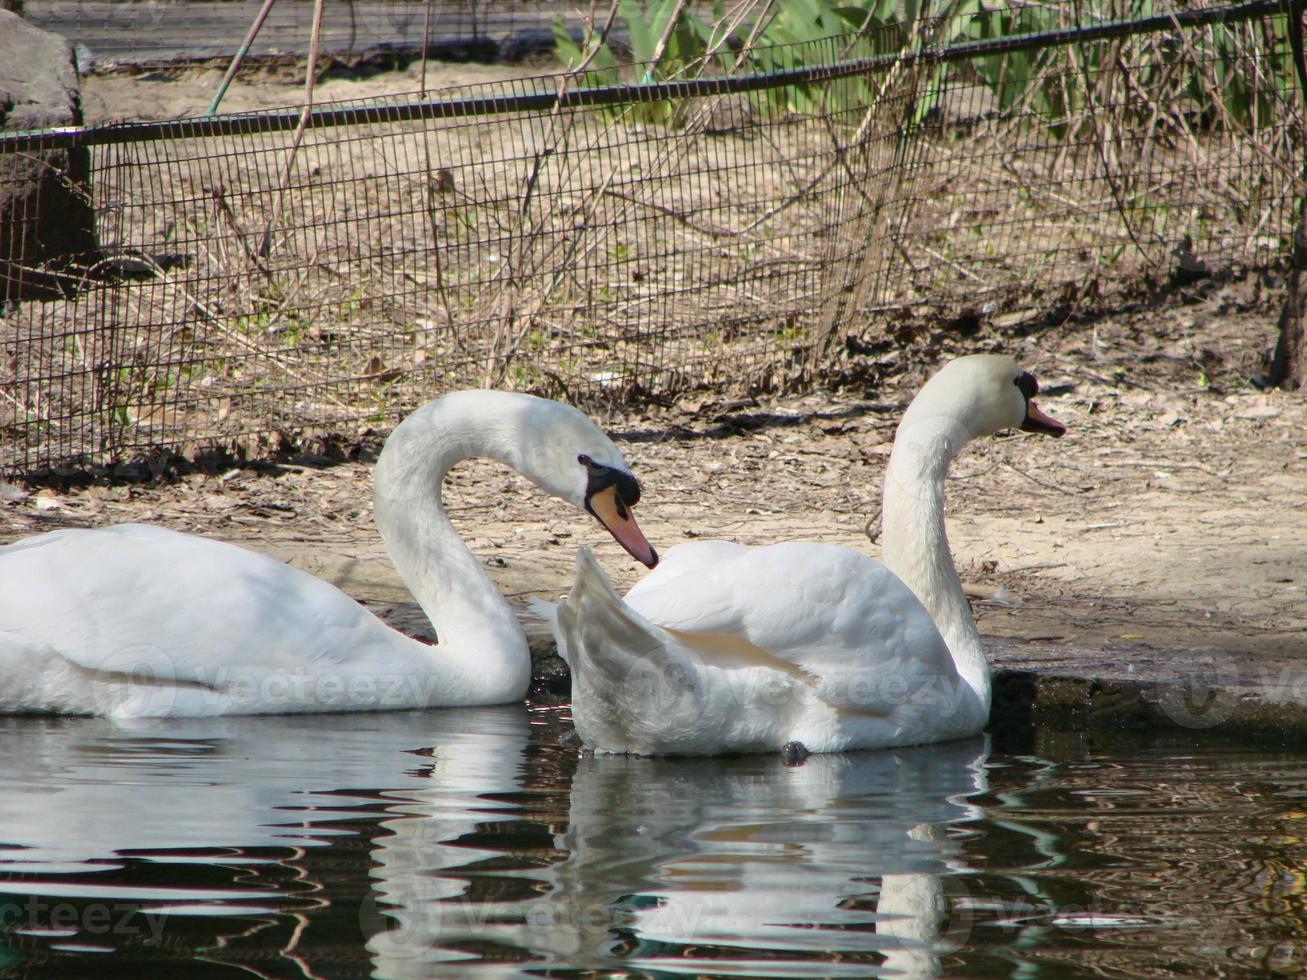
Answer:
xmin=0 ymin=709 xmax=1303 ymax=976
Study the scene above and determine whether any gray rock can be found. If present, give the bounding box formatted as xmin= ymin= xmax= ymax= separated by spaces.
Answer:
xmin=0 ymin=9 xmax=99 ymax=301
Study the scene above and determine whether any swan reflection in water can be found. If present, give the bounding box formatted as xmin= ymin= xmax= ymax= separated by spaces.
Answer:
xmin=558 ymin=736 xmax=986 ymax=976
xmin=371 ymin=734 xmax=989 ymax=977
xmin=0 ymin=709 xmax=531 ymax=969
xmin=0 ymin=711 xmax=988 ymax=977
xmin=0 ymin=709 xmax=530 ymax=864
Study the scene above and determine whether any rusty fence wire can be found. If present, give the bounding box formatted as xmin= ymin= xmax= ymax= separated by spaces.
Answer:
xmin=1 ymin=0 xmax=1301 ymax=475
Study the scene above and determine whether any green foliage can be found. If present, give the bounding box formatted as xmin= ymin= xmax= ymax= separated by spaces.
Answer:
xmin=552 ymin=0 xmax=722 ymax=126
xmin=552 ymin=0 xmax=1294 ymax=139
xmin=966 ymin=1 xmax=1082 ymax=137
xmin=748 ymin=0 xmax=875 ymax=115
xmin=754 ymin=0 xmax=875 ymax=48
xmin=963 ymin=0 xmax=1289 ymax=138
xmin=552 ymin=16 xmax=617 ymax=86
xmin=1191 ymin=16 xmax=1294 ymax=129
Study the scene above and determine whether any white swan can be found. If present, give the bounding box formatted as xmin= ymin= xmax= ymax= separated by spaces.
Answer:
xmin=0 ymin=390 xmax=657 ymax=718
xmin=541 ymin=354 xmax=1065 ymax=755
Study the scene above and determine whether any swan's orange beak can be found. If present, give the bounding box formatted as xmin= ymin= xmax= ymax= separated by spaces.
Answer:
xmin=588 ymin=484 xmax=659 ymax=568
xmin=1020 ymin=400 xmax=1066 ymax=437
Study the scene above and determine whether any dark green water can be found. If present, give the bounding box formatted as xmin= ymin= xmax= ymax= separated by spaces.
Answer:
xmin=0 ymin=707 xmax=1303 ymax=977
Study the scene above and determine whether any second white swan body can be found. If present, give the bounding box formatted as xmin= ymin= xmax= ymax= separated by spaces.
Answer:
xmin=0 ymin=390 xmax=656 ymax=718
xmin=542 ymin=355 xmax=1065 ymax=755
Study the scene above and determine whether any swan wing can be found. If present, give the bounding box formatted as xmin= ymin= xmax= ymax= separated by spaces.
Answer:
xmin=629 ymin=538 xmax=750 ymax=587
xmin=624 ymin=540 xmax=954 ymax=686
xmin=0 ymin=524 xmax=426 ymax=714
xmin=554 ymin=547 xmax=721 ymax=752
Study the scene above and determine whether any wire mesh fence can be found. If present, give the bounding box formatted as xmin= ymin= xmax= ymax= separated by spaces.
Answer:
xmin=1 ymin=0 xmax=1301 ymax=475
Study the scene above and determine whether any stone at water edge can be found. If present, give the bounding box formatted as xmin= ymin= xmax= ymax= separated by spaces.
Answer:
xmin=0 ymin=9 xmax=99 ymax=302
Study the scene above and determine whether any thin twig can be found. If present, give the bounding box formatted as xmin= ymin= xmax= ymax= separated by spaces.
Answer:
xmin=1002 ymin=460 xmax=1083 ymax=495
xmin=647 ymin=0 xmax=691 ymax=76
xmin=917 ymin=244 xmax=990 ymax=286
xmin=863 ymin=505 xmax=883 ymax=545
xmin=258 ymin=0 xmax=326 ymax=258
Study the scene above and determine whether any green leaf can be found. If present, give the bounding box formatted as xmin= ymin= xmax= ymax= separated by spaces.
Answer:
xmin=621 ymin=0 xmax=656 ymax=63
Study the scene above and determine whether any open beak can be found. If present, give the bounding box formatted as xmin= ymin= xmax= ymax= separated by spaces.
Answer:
xmin=1020 ymin=400 xmax=1066 ymax=437
xmin=587 ymin=484 xmax=659 ymax=568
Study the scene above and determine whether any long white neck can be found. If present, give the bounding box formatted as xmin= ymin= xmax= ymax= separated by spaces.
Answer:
xmin=880 ymin=413 xmax=990 ymax=711
xmin=371 ymin=395 xmax=533 ymax=704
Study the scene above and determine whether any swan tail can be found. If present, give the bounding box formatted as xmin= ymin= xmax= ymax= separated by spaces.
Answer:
xmin=559 ymin=548 xmax=673 ymax=687
xmin=526 ymin=596 xmax=569 ymax=666
xmin=563 ymin=548 xmax=719 ymax=754
xmin=525 ymin=597 xmax=557 ymax=625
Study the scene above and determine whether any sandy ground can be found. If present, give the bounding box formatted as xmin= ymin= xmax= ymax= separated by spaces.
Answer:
xmin=8 ymin=64 xmax=1304 ymax=678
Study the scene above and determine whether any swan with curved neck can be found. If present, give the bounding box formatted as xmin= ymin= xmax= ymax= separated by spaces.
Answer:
xmin=0 ymin=390 xmax=656 ymax=718
xmin=540 ymin=355 xmax=1065 ymax=755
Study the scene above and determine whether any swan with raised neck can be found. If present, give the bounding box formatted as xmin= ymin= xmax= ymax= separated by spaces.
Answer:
xmin=543 ymin=354 xmax=1066 ymax=755
xmin=879 ymin=355 xmax=1063 ymax=714
xmin=0 ymin=389 xmax=656 ymax=716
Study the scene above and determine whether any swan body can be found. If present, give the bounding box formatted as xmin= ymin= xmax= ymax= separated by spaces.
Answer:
xmin=0 ymin=390 xmax=656 ymax=718
xmin=543 ymin=354 xmax=1065 ymax=755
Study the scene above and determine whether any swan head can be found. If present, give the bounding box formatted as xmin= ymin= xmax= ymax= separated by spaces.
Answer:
xmin=379 ymin=390 xmax=659 ymax=568
xmin=577 ymin=452 xmax=658 ymax=569
xmin=905 ymin=354 xmax=1066 ymax=442
xmin=513 ymin=397 xmax=660 ymax=569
